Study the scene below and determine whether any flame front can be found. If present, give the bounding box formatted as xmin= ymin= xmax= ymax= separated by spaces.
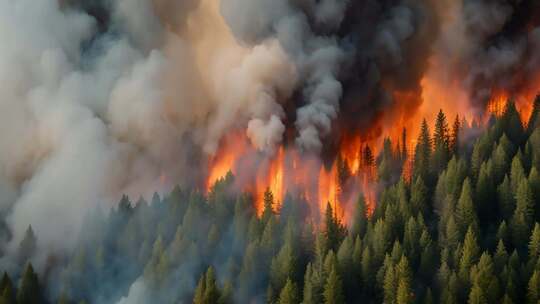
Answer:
xmin=204 ymin=76 xmax=538 ymax=225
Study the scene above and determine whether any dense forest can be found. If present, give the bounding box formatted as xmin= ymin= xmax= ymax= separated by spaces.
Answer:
xmin=2 ymin=98 xmax=540 ymax=304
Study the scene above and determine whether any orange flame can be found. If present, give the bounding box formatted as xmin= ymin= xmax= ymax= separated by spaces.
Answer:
xmin=203 ymin=70 xmax=538 ymax=226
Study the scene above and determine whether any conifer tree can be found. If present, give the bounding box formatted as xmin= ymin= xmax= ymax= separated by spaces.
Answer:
xmin=17 ymin=264 xmax=40 ymax=304
xmin=324 ymin=203 xmax=345 ymax=252
xmin=501 ymin=100 xmax=525 ymax=145
xmin=0 ymin=272 xmax=14 ymax=304
xmin=528 ymin=223 xmax=540 ymax=266
xmin=262 ymin=188 xmax=275 ymax=223
xmin=432 ymin=110 xmax=451 ymax=175
xmin=467 ymin=284 xmax=486 ymax=304
xmin=498 ymin=175 xmax=515 ymax=219
xmin=460 ymin=227 xmax=480 ymax=285
xmin=143 ymin=236 xmax=169 ymax=287
xmin=450 ymin=115 xmax=461 ymax=155
xmin=396 ymin=278 xmax=413 ymax=304
xmin=278 ymin=279 xmax=299 ymax=304
xmin=218 ymin=281 xmax=233 ymax=304
xmin=323 ymin=266 xmax=344 ymax=304
xmin=361 ymin=247 xmax=374 ymax=290
xmin=414 ymin=119 xmax=432 ymax=182
xmin=527 ymin=270 xmax=540 ymax=304
xmin=350 ymin=194 xmax=367 ymax=238
xmin=527 ymin=95 xmax=540 ymax=135
xmin=494 ymin=240 xmax=509 ymax=272
xmin=411 ymin=177 xmax=429 ymax=216
xmin=383 ymin=264 xmax=397 ymax=304
xmin=470 ymin=252 xmax=499 ymax=303
xmin=193 ymin=274 xmax=206 ymax=304
xmin=204 ymin=267 xmax=220 ymax=304
xmin=511 ymin=179 xmax=535 ymax=247
xmin=336 ymin=155 xmax=351 ymax=196
xmin=303 ymin=264 xmax=324 ymax=304
xmin=18 ymin=225 xmax=36 ymax=265
xmin=510 ymin=156 xmax=526 ymax=191
xmin=402 ymin=128 xmax=408 ymax=161
xmin=529 ymin=168 xmax=540 ymax=218
xmin=476 ymin=162 xmax=495 ymax=223
xmin=455 ymin=179 xmax=479 ymax=237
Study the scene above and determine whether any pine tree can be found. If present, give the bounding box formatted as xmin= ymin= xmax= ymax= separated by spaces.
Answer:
xmin=501 ymin=100 xmax=525 ymax=145
xmin=445 ymin=215 xmax=460 ymax=250
xmin=396 ymin=278 xmax=413 ymax=304
xmin=0 ymin=272 xmax=14 ymax=304
xmin=455 ymin=179 xmax=479 ymax=237
xmin=17 ymin=264 xmax=40 ymax=304
xmin=336 ymin=155 xmax=351 ymax=196
xmin=18 ymin=225 xmax=36 ymax=264
xmin=414 ymin=119 xmax=432 ymax=182
xmin=270 ymin=234 xmax=299 ymax=293
xmin=278 ymin=279 xmax=299 ymax=304
xmin=471 ymin=134 xmax=491 ymax=179
xmin=362 ymin=145 xmax=375 ymax=169
xmin=361 ymin=246 xmax=374 ymax=290
xmin=218 ymin=281 xmax=233 ymax=304
xmin=411 ymin=177 xmax=429 ymax=216
xmin=511 ymin=179 xmax=534 ymax=247
xmin=350 ymin=194 xmax=367 ymax=238
xmin=402 ymin=128 xmax=408 ymax=161
xmin=494 ymin=240 xmax=509 ymax=272
xmin=383 ymin=264 xmax=397 ymax=304
xmin=193 ymin=274 xmax=206 ymax=304
xmin=324 ymin=203 xmax=345 ymax=252
xmin=432 ymin=110 xmax=451 ymax=175
xmin=450 ymin=115 xmax=461 ymax=155
xmin=475 ymin=162 xmax=495 ymax=223
xmin=528 ymin=223 xmax=540 ymax=267
xmin=510 ymin=154 xmax=526 ymax=191
xmin=143 ymin=236 xmax=169 ymax=287
xmin=527 ymin=95 xmax=540 ymax=134
xmin=492 ymin=144 xmax=508 ymax=184
xmin=498 ymin=175 xmax=515 ymax=219
xmin=303 ymin=263 xmax=324 ymax=304
xmin=529 ymin=168 xmax=540 ymax=219
xmin=470 ymin=252 xmax=499 ymax=303
xmin=262 ymin=188 xmax=275 ymax=223
xmin=261 ymin=216 xmax=279 ymax=256
xmin=527 ymin=270 xmax=540 ymax=304
xmin=323 ymin=266 xmax=345 ymax=304
xmin=467 ymin=284 xmax=486 ymax=304
xmin=459 ymin=227 xmax=480 ymax=285
xmin=204 ymin=267 xmax=220 ymax=304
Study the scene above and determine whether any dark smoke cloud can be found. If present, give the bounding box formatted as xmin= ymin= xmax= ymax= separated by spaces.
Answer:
xmin=435 ymin=0 xmax=540 ymax=108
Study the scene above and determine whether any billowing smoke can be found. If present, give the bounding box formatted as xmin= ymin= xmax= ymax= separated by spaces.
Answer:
xmin=433 ymin=0 xmax=540 ymax=108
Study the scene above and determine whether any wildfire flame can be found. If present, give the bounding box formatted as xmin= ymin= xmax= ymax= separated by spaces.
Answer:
xmin=204 ymin=73 xmax=537 ymax=225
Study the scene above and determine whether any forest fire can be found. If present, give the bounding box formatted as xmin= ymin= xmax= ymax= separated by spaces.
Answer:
xmin=205 ymin=133 xmax=380 ymax=223
xmin=204 ymin=81 xmax=537 ymax=225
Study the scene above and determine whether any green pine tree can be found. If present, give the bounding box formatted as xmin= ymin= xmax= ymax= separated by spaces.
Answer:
xmin=323 ymin=266 xmax=344 ymax=304
xmin=511 ymin=179 xmax=535 ymax=247
xmin=278 ymin=278 xmax=299 ymax=304
xmin=17 ymin=264 xmax=40 ymax=304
